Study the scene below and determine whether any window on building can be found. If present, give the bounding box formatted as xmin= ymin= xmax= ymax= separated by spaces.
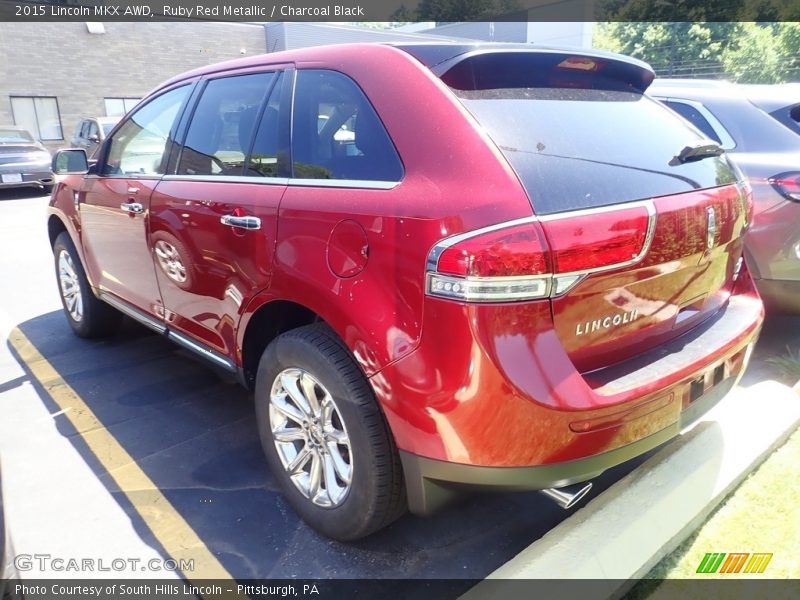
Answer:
xmin=10 ymin=96 xmax=63 ymax=141
xmin=291 ymin=70 xmax=403 ymax=182
xmin=178 ymin=73 xmax=275 ymax=177
xmin=104 ymin=97 xmax=140 ymax=117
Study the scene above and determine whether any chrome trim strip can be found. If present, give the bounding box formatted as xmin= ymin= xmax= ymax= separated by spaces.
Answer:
xmin=426 ymin=215 xmax=538 ymax=272
xmin=287 ymin=178 xmax=399 ymax=190
xmin=426 ymin=272 xmax=552 ymax=303
xmin=98 ymin=292 xmax=166 ymax=334
xmin=160 ymin=174 xmax=399 ymax=190
xmin=425 ymin=200 xmax=658 ymax=298
xmin=162 ymin=174 xmax=290 ymax=185
xmin=167 ymin=331 xmax=237 ymax=372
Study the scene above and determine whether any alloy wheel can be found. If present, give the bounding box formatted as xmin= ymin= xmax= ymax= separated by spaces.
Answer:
xmin=269 ymin=368 xmax=353 ymax=508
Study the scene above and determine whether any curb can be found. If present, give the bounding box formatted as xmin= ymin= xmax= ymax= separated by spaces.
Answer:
xmin=462 ymin=379 xmax=800 ymax=599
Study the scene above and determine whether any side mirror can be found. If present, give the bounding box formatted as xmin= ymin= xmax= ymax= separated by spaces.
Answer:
xmin=88 ymin=134 xmax=100 ymax=143
xmin=53 ymin=149 xmax=89 ymax=174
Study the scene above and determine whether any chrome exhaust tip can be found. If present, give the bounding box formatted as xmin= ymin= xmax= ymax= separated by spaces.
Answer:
xmin=540 ymin=482 xmax=593 ymax=509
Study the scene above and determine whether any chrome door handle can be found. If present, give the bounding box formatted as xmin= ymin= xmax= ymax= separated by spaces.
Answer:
xmin=120 ymin=202 xmax=144 ymax=214
xmin=127 ymin=187 xmax=140 ymax=194
xmin=220 ymin=215 xmax=261 ymax=230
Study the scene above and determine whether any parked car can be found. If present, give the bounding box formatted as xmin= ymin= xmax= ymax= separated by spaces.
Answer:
xmin=649 ymin=79 xmax=800 ymax=313
xmin=71 ymin=116 xmax=120 ymax=156
xmin=0 ymin=126 xmax=53 ymax=192
xmin=47 ymin=43 xmax=763 ymax=540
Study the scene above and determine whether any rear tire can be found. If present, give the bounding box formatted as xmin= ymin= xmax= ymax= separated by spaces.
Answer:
xmin=254 ymin=324 xmax=406 ymax=541
xmin=53 ymin=232 xmax=122 ymax=338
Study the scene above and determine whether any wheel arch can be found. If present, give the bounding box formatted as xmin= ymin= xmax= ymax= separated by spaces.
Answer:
xmin=239 ymin=299 xmax=324 ymax=389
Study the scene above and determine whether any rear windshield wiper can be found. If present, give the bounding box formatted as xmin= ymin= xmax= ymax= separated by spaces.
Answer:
xmin=669 ymin=140 xmax=724 ymax=166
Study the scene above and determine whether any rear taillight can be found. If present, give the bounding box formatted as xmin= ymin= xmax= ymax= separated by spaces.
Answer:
xmin=427 ymin=202 xmax=655 ymax=303
xmin=768 ymin=172 xmax=800 ymax=202
xmin=428 ymin=221 xmax=551 ymax=302
xmin=541 ymin=206 xmax=651 ymax=274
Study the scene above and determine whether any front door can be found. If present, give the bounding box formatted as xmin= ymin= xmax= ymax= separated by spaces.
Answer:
xmin=79 ymin=85 xmax=193 ymax=316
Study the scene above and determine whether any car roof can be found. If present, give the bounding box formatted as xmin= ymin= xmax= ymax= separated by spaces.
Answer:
xmin=155 ymin=42 xmax=653 ymax=93
xmin=650 ymin=78 xmax=800 ymax=111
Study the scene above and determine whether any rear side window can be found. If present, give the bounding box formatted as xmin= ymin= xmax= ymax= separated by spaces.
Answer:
xmin=444 ymin=56 xmax=737 ymax=215
xmin=662 ymin=100 xmax=722 ymax=144
xmin=178 ymin=73 xmax=275 ymax=177
xmin=291 ymin=70 xmax=403 ymax=182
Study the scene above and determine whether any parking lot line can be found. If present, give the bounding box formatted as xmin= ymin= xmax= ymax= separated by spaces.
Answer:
xmin=8 ymin=326 xmax=235 ymax=582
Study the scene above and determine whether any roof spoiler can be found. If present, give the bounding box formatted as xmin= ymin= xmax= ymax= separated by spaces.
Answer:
xmin=402 ymin=46 xmax=655 ymax=94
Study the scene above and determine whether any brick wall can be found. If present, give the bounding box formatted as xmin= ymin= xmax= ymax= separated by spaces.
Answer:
xmin=0 ymin=22 xmax=267 ymax=152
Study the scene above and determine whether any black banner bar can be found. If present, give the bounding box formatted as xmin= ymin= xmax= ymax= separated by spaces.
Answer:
xmin=3 ymin=0 xmax=800 ymax=22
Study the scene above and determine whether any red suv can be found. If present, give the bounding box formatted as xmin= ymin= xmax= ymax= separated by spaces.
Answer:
xmin=48 ymin=43 xmax=763 ymax=540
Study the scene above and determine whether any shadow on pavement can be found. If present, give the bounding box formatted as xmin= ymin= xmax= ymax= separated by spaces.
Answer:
xmin=5 ymin=311 xmax=675 ymax=579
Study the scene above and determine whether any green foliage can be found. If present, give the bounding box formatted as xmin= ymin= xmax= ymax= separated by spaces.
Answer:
xmin=722 ymin=23 xmax=787 ymax=83
xmin=594 ymin=21 xmax=800 ymax=83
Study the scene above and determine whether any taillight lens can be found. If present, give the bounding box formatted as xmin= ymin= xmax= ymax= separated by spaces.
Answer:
xmin=437 ymin=222 xmax=549 ymax=277
xmin=429 ymin=222 xmax=551 ymax=302
xmin=427 ymin=203 xmax=654 ymax=303
xmin=769 ymin=172 xmax=800 ymax=202
xmin=541 ymin=206 xmax=651 ymax=274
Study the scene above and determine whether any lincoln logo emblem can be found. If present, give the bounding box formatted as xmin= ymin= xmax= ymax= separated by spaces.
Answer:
xmin=576 ymin=309 xmax=639 ymax=336
xmin=706 ymin=207 xmax=717 ymax=250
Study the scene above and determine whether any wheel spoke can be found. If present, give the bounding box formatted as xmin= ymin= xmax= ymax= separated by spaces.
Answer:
xmin=286 ymin=446 xmax=312 ymax=474
xmin=326 ymin=445 xmax=351 ymax=485
xmin=322 ymin=452 xmax=343 ymax=503
xmin=281 ymin=372 xmax=312 ymax=416
xmin=325 ymin=428 xmax=348 ymax=445
xmin=308 ymin=452 xmax=322 ymax=498
xmin=272 ymin=427 xmax=305 ymax=443
xmin=300 ymin=373 xmax=321 ymax=416
xmin=271 ymin=393 xmax=305 ymax=424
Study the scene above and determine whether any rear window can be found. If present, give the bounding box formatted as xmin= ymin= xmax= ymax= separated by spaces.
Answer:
xmin=450 ymin=81 xmax=738 ymax=215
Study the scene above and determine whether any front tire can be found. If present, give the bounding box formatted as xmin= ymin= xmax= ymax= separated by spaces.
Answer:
xmin=53 ymin=232 xmax=121 ymax=338
xmin=255 ymin=324 xmax=406 ymax=541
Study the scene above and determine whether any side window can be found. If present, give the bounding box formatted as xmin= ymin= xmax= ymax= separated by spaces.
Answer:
xmin=178 ymin=73 xmax=274 ymax=177
xmin=246 ymin=72 xmax=283 ymax=178
xmin=662 ymin=100 xmax=723 ymax=145
xmin=103 ymin=85 xmax=190 ymax=176
xmin=291 ymin=70 xmax=403 ymax=182
xmin=79 ymin=121 xmax=89 ymax=138
xmin=87 ymin=121 xmax=99 ymax=140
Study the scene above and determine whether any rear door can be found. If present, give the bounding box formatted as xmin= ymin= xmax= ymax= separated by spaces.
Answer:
xmin=443 ymin=52 xmax=749 ymax=372
xmin=149 ymin=69 xmax=289 ymax=359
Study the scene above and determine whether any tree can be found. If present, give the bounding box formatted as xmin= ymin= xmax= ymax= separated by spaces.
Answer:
xmin=721 ymin=23 xmax=786 ymax=83
xmin=391 ymin=0 xmax=521 ymax=22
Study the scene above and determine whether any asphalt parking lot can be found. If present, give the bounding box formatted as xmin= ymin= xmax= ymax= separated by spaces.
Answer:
xmin=0 ymin=189 xmax=797 ymax=585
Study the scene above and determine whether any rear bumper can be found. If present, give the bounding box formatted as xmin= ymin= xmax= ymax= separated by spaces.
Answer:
xmin=401 ymin=374 xmax=739 ymax=514
xmin=374 ymin=272 xmax=763 ymax=515
xmin=0 ymin=170 xmax=53 ymax=189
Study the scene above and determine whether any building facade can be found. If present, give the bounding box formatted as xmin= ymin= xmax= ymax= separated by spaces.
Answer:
xmin=0 ymin=20 xmax=592 ymax=153
xmin=0 ymin=22 xmax=267 ymax=151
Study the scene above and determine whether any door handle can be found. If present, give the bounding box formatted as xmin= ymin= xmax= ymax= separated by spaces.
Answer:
xmin=120 ymin=202 xmax=144 ymax=214
xmin=220 ymin=215 xmax=261 ymax=230
xmin=127 ymin=187 xmax=140 ymax=194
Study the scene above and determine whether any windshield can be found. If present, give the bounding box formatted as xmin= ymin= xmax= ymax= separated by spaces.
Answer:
xmin=101 ymin=122 xmax=116 ymax=136
xmin=0 ymin=128 xmax=34 ymax=143
xmin=456 ymin=87 xmax=738 ymax=214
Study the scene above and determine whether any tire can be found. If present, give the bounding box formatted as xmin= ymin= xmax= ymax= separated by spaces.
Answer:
xmin=255 ymin=324 xmax=406 ymax=541
xmin=53 ymin=232 xmax=122 ymax=338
